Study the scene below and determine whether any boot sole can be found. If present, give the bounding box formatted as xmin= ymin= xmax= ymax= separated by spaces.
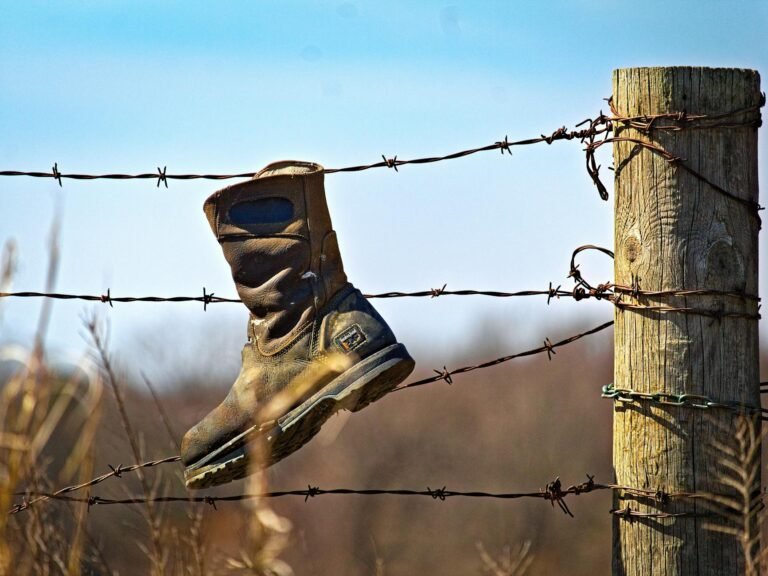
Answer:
xmin=184 ymin=343 xmax=414 ymax=489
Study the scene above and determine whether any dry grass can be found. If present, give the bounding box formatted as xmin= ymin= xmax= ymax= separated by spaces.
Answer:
xmin=0 ymin=234 xmax=104 ymax=576
xmin=702 ymin=415 xmax=764 ymax=576
xmin=1 ymin=318 xmax=615 ymax=575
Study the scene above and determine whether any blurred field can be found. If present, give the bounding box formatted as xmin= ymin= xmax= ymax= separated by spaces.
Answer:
xmin=2 ymin=319 xmax=766 ymax=575
xmin=6 ymin=306 xmax=768 ymax=576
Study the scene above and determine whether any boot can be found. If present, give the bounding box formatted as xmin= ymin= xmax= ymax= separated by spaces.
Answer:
xmin=181 ymin=161 xmax=415 ymax=489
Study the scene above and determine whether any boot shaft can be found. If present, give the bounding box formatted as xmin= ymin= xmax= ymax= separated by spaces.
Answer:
xmin=204 ymin=161 xmax=347 ymax=354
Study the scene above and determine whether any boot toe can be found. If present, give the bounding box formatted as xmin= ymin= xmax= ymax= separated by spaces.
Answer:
xmin=180 ymin=396 xmax=252 ymax=467
xmin=180 ymin=423 xmax=209 ymax=467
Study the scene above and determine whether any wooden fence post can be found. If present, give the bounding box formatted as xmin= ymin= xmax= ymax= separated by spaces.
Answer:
xmin=612 ymin=67 xmax=762 ymax=575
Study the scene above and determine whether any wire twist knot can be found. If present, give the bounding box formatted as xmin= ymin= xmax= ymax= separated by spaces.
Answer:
xmin=304 ymin=485 xmax=321 ymax=502
xmin=543 ymin=338 xmax=556 ymax=360
xmin=52 ymin=163 xmax=62 ymax=187
xmin=100 ymin=289 xmax=113 ymax=307
xmin=433 ymin=366 xmax=453 ymax=385
xmin=156 ymin=166 xmax=168 ymax=188
xmin=496 ymin=135 xmax=512 ymax=155
xmin=428 ymin=486 xmax=447 ymax=501
xmin=202 ymin=287 xmax=214 ymax=311
xmin=547 ymin=282 xmax=561 ymax=305
xmin=430 ymin=284 xmax=447 ymax=298
xmin=381 ymin=155 xmax=399 ymax=171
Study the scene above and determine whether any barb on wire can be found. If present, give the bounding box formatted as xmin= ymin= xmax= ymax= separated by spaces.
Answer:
xmin=568 ymin=244 xmax=615 ymax=294
xmin=156 ymin=166 xmax=167 ymax=188
xmin=51 ymin=162 xmax=62 ymax=187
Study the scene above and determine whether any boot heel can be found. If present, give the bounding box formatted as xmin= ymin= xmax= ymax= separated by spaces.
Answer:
xmin=271 ymin=344 xmax=414 ymax=460
xmin=344 ymin=344 xmax=416 ymax=412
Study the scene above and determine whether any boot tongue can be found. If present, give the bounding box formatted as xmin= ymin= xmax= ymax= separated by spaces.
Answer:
xmin=255 ymin=161 xmax=322 ymax=179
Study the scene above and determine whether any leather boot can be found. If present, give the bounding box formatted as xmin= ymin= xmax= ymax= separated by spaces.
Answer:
xmin=181 ymin=161 xmax=415 ymax=489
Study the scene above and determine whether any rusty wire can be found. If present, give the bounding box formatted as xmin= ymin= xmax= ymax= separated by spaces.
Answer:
xmin=594 ymin=135 xmax=761 ymax=213
xmin=1 ymin=98 xmax=762 ymax=209
xmin=567 ymin=245 xmax=762 ymax=321
xmin=601 ymin=95 xmax=765 ymax=215
xmin=606 ymin=98 xmax=764 ymax=132
xmin=612 ymin=300 xmax=760 ymax=320
xmin=609 ymin=506 xmax=710 ymax=520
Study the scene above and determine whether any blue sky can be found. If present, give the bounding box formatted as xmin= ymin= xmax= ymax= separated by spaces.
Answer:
xmin=1 ymin=1 xmax=766 ymax=383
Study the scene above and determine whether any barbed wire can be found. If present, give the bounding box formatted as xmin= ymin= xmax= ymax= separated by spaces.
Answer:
xmin=3 ymin=284 xmax=758 ymax=322
xmin=1 ymin=98 xmax=762 ymax=211
xmin=567 ymin=245 xmax=762 ymax=321
xmin=12 ymin=476 xmax=603 ymax=516
xmin=4 ymin=100 xmax=764 ymax=524
xmin=12 ymin=475 xmax=734 ymax=525
xmin=396 ymin=319 xmax=614 ymax=391
xmin=0 ymin=118 xmax=612 ymax=197
xmin=8 ymin=456 xmax=181 ymax=514
xmin=2 ymin=243 xmax=761 ymax=322
xmin=604 ymin=96 xmax=765 ymax=216
xmin=12 ymin=475 xmax=719 ymax=521
xmin=0 ymin=284 xmax=605 ymax=308
xmin=609 ymin=507 xmax=710 ymax=520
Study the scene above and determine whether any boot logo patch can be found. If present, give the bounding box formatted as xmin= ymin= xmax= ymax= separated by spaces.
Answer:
xmin=334 ymin=324 xmax=366 ymax=353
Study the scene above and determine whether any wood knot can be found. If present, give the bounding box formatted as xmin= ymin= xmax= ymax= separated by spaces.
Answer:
xmin=704 ymin=239 xmax=745 ymax=292
xmin=624 ymin=236 xmax=641 ymax=263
